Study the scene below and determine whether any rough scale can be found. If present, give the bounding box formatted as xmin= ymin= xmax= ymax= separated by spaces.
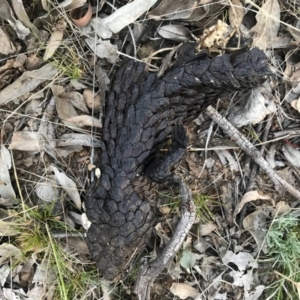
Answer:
xmin=85 ymin=44 xmax=270 ymax=280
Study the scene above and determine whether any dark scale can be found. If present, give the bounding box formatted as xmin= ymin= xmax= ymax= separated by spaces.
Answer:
xmin=85 ymin=44 xmax=271 ymax=281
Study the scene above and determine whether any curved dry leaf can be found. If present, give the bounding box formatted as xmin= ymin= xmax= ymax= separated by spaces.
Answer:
xmin=199 ymin=222 xmax=217 ymax=236
xmin=273 ymin=201 xmax=290 ymax=217
xmin=287 ymin=19 xmax=300 ymax=43
xmin=103 ymin=0 xmax=157 ymax=34
xmin=244 ymin=285 xmax=265 ymax=300
xmin=0 ymin=243 xmax=22 ymax=265
xmin=0 ymin=0 xmax=30 ymax=40
xmin=57 ymin=133 xmax=102 ymax=147
xmin=85 ymin=38 xmax=118 ymax=64
xmin=158 ymin=25 xmax=191 ymax=42
xmin=229 ymin=270 xmax=253 ymax=290
xmin=83 ymin=89 xmax=102 ymax=111
xmin=283 ymin=50 xmax=300 ymax=81
xmin=0 ymin=28 xmax=16 ymax=55
xmin=50 ymin=165 xmax=81 ymax=209
xmin=228 ymin=0 xmax=244 ymax=29
xmin=222 ymin=250 xmax=258 ymax=271
xmin=234 ymin=191 xmax=273 ymax=218
xmin=282 ymin=143 xmax=300 ymax=168
xmin=43 ymin=31 xmax=64 ymax=61
xmin=10 ymin=131 xmax=43 ymax=151
xmin=250 ymin=0 xmax=288 ymax=49
xmin=60 ymin=91 xmax=89 ymax=113
xmin=56 ymin=145 xmax=83 ymax=157
xmin=291 ymin=99 xmax=300 ymax=113
xmin=52 ymin=85 xmax=80 ymax=128
xmin=214 ymin=149 xmax=239 ymax=171
xmin=0 ymin=145 xmax=16 ymax=203
xmin=35 ymin=177 xmax=59 ymax=203
xmin=65 ymin=115 xmax=102 ymax=128
xmin=149 ymin=0 xmax=197 ymax=20
xmin=228 ymin=88 xmax=276 ymax=127
xmin=0 ymin=64 xmax=57 ymax=106
xmin=89 ymin=18 xmax=112 ymax=39
xmin=243 ymin=210 xmax=268 ymax=254
xmin=65 ymin=0 xmax=87 ymax=11
xmin=170 ymin=283 xmax=199 ymax=299
xmin=0 ymin=59 xmax=14 ymax=73
xmin=11 ymin=0 xmax=42 ymax=38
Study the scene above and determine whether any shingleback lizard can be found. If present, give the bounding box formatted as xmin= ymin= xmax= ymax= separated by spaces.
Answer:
xmin=85 ymin=44 xmax=270 ymax=281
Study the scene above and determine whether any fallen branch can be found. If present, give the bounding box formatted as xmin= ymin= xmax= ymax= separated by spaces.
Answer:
xmin=205 ymin=105 xmax=300 ymax=200
xmin=134 ymin=174 xmax=196 ymax=300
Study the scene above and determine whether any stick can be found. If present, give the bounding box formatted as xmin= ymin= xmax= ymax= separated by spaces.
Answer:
xmin=134 ymin=174 xmax=196 ymax=300
xmin=205 ymin=105 xmax=300 ymax=200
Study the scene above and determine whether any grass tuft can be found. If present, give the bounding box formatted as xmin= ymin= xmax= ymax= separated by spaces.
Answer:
xmin=265 ymin=211 xmax=300 ymax=299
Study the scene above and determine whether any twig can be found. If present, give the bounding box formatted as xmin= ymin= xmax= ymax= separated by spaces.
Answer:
xmin=134 ymin=174 xmax=196 ymax=300
xmin=205 ymin=105 xmax=300 ymax=200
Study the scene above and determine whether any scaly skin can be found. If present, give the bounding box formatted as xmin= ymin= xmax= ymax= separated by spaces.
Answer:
xmin=85 ymin=45 xmax=270 ymax=281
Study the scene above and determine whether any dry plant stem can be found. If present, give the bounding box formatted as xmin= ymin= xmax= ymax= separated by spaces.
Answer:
xmin=205 ymin=106 xmax=300 ymax=200
xmin=134 ymin=174 xmax=196 ymax=300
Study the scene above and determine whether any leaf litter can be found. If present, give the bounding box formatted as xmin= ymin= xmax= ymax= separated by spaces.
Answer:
xmin=0 ymin=0 xmax=300 ymax=299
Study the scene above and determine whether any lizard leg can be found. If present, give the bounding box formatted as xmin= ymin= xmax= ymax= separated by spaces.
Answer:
xmin=145 ymin=124 xmax=188 ymax=183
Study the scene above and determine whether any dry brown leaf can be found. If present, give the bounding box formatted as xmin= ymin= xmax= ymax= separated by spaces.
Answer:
xmin=0 ymin=59 xmax=14 ymax=73
xmin=222 ymin=250 xmax=258 ymax=271
xmin=0 ymin=27 xmax=16 ymax=55
xmin=243 ymin=210 xmax=268 ymax=254
xmin=0 ymin=243 xmax=22 ymax=265
xmin=88 ymin=18 xmax=112 ymax=39
xmin=250 ymin=0 xmax=289 ymax=49
xmin=199 ymin=222 xmax=217 ymax=236
xmin=43 ymin=31 xmax=64 ymax=60
xmin=170 ymin=283 xmax=199 ymax=299
xmin=57 ymin=133 xmax=102 ymax=147
xmin=65 ymin=0 xmax=89 ymax=11
xmin=10 ymin=131 xmax=43 ymax=151
xmin=52 ymin=85 xmax=80 ymax=128
xmin=287 ymin=19 xmax=300 ymax=43
xmin=83 ymin=89 xmax=101 ymax=111
xmin=103 ymin=0 xmax=157 ymax=34
xmin=149 ymin=0 xmax=197 ymax=20
xmin=56 ymin=145 xmax=83 ymax=157
xmin=282 ymin=144 xmax=300 ymax=168
xmin=291 ymin=99 xmax=300 ymax=112
xmin=0 ymin=145 xmax=17 ymax=204
xmin=35 ymin=177 xmax=59 ymax=203
xmin=60 ymin=91 xmax=89 ymax=113
xmin=0 ymin=64 xmax=57 ymax=106
xmin=228 ymin=0 xmax=244 ymax=29
xmin=228 ymin=88 xmax=276 ymax=127
xmin=13 ymin=53 xmax=27 ymax=69
xmin=64 ymin=115 xmax=102 ymax=128
xmin=0 ymin=0 xmax=30 ymax=39
xmin=50 ymin=165 xmax=81 ymax=209
xmin=273 ymin=201 xmax=290 ymax=216
xmin=0 ymin=220 xmax=19 ymax=236
xmin=85 ymin=38 xmax=118 ymax=64
xmin=186 ymin=0 xmax=222 ymax=22
xmin=158 ymin=25 xmax=191 ymax=42
xmin=11 ymin=0 xmax=42 ymax=38
xmin=234 ymin=191 xmax=273 ymax=218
